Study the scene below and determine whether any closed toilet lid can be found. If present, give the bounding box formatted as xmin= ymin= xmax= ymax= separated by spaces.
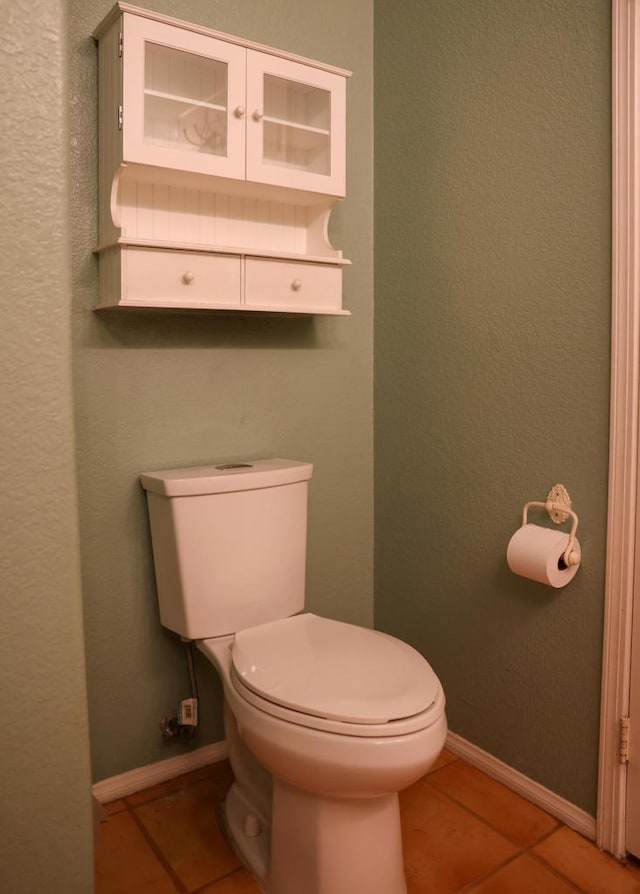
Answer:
xmin=231 ymin=613 xmax=440 ymax=724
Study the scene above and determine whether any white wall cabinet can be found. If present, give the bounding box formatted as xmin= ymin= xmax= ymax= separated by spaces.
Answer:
xmin=94 ymin=3 xmax=351 ymax=314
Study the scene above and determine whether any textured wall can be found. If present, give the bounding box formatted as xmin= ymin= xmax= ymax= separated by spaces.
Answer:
xmin=69 ymin=0 xmax=373 ymax=781
xmin=374 ymin=0 xmax=610 ymax=814
xmin=0 ymin=1 xmax=94 ymax=891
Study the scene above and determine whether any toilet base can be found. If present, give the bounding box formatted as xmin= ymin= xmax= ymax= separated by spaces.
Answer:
xmin=265 ymin=778 xmax=407 ymax=894
xmin=224 ymin=782 xmax=270 ymax=883
xmin=225 ymin=775 xmax=407 ymax=894
xmin=225 ymin=776 xmax=408 ymax=894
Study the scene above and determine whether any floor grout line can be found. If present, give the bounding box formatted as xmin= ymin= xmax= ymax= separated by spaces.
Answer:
xmin=454 ymin=850 xmax=528 ymax=893
xmin=124 ymin=800 xmax=190 ymax=894
xmin=526 ymin=850 xmax=586 ymax=893
xmin=122 ymin=774 xmax=242 ymax=894
xmin=122 ymin=762 xmax=233 ymax=809
xmin=423 ymin=774 xmax=561 ymax=852
xmin=413 ymin=771 xmax=593 ymax=893
xmin=191 ymin=866 xmax=256 ymax=894
xmin=96 ymin=758 xmax=630 ymax=894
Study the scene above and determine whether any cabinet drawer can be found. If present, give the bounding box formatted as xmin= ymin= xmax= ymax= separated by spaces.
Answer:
xmin=245 ymin=258 xmax=342 ymax=312
xmin=122 ymin=247 xmax=241 ymax=307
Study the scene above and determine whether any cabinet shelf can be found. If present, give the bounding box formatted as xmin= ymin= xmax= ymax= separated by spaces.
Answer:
xmin=262 ymin=115 xmax=330 ymax=137
xmin=102 ymin=301 xmax=351 ymax=316
xmin=144 ymin=88 xmax=227 ymax=113
xmin=104 ymin=237 xmax=350 ymax=267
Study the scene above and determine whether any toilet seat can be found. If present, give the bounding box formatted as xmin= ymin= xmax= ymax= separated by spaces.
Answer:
xmin=228 ymin=613 xmax=445 ymax=738
xmin=231 ymin=668 xmax=445 ymax=738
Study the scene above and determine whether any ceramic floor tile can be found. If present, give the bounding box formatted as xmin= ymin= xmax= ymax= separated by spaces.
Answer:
xmin=134 ymin=776 xmax=240 ymax=891
xmin=465 ymin=854 xmax=578 ymax=893
xmin=95 ymin=809 xmax=178 ymax=894
xmin=427 ymin=759 xmax=558 ymax=848
xmin=104 ymin=799 xmax=127 ymax=816
xmin=427 ymin=748 xmax=458 ymax=773
xmin=126 ymin=759 xmax=233 ymax=807
xmin=533 ymin=826 xmax=640 ymax=894
xmin=200 ymin=867 xmax=264 ymax=892
xmin=400 ymin=779 xmax=518 ymax=893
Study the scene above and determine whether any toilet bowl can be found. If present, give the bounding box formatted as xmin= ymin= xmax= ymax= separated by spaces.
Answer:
xmin=140 ymin=458 xmax=447 ymax=894
xmin=199 ymin=613 xmax=447 ymax=894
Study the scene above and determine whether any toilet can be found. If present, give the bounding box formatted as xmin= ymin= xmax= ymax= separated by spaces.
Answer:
xmin=141 ymin=458 xmax=447 ymax=894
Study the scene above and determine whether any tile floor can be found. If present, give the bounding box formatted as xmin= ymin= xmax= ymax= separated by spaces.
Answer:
xmin=95 ymin=749 xmax=640 ymax=893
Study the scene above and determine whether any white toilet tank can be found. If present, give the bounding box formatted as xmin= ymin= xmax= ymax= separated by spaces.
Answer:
xmin=140 ymin=458 xmax=313 ymax=639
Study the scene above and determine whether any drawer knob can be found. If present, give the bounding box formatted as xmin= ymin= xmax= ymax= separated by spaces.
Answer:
xmin=291 ymin=278 xmax=302 ymax=291
xmin=182 ymin=271 xmax=195 ymax=285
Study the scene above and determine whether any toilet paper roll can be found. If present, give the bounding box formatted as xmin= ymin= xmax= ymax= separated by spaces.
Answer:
xmin=506 ymin=523 xmax=581 ymax=588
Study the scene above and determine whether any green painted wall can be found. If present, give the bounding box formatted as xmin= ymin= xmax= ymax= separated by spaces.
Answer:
xmin=374 ymin=0 xmax=611 ymax=814
xmin=0 ymin=2 xmax=94 ymax=891
xmin=0 ymin=1 xmax=616 ymax=881
xmin=69 ymin=0 xmax=373 ymax=781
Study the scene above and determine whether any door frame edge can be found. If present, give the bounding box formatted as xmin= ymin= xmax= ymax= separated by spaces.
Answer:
xmin=599 ymin=0 xmax=639 ymax=858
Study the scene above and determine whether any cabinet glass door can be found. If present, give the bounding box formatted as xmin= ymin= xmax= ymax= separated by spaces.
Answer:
xmin=246 ymin=52 xmax=346 ymax=196
xmin=144 ymin=43 xmax=229 ymax=158
xmin=262 ymin=75 xmax=331 ymax=175
xmin=122 ymin=16 xmax=246 ymax=180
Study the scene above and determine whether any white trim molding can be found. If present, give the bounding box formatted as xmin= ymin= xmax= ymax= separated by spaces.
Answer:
xmin=92 ymin=732 xmax=597 ymax=838
xmin=598 ymin=0 xmax=640 ymax=859
xmin=92 ymin=740 xmax=228 ymax=803
xmin=447 ymin=733 xmax=596 ymax=841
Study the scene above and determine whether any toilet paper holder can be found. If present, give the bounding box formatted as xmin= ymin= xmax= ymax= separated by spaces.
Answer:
xmin=521 ymin=484 xmax=580 ymax=567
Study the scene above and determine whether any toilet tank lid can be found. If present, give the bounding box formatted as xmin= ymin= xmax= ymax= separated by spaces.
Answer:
xmin=140 ymin=458 xmax=313 ymax=497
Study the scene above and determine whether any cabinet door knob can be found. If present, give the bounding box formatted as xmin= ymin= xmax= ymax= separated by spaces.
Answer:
xmin=291 ymin=278 xmax=302 ymax=291
xmin=182 ymin=271 xmax=195 ymax=285
xmin=252 ymin=109 xmax=264 ymax=121
xmin=234 ymin=105 xmax=245 ymax=118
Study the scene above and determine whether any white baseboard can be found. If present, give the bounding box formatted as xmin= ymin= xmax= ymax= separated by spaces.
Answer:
xmin=446 ymin=731 xmax=597 ymax=841
xmin=92 ymin=740 xmax=228 ymax=804
xmin=92 ymin=730 xmax=595 ymax=841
